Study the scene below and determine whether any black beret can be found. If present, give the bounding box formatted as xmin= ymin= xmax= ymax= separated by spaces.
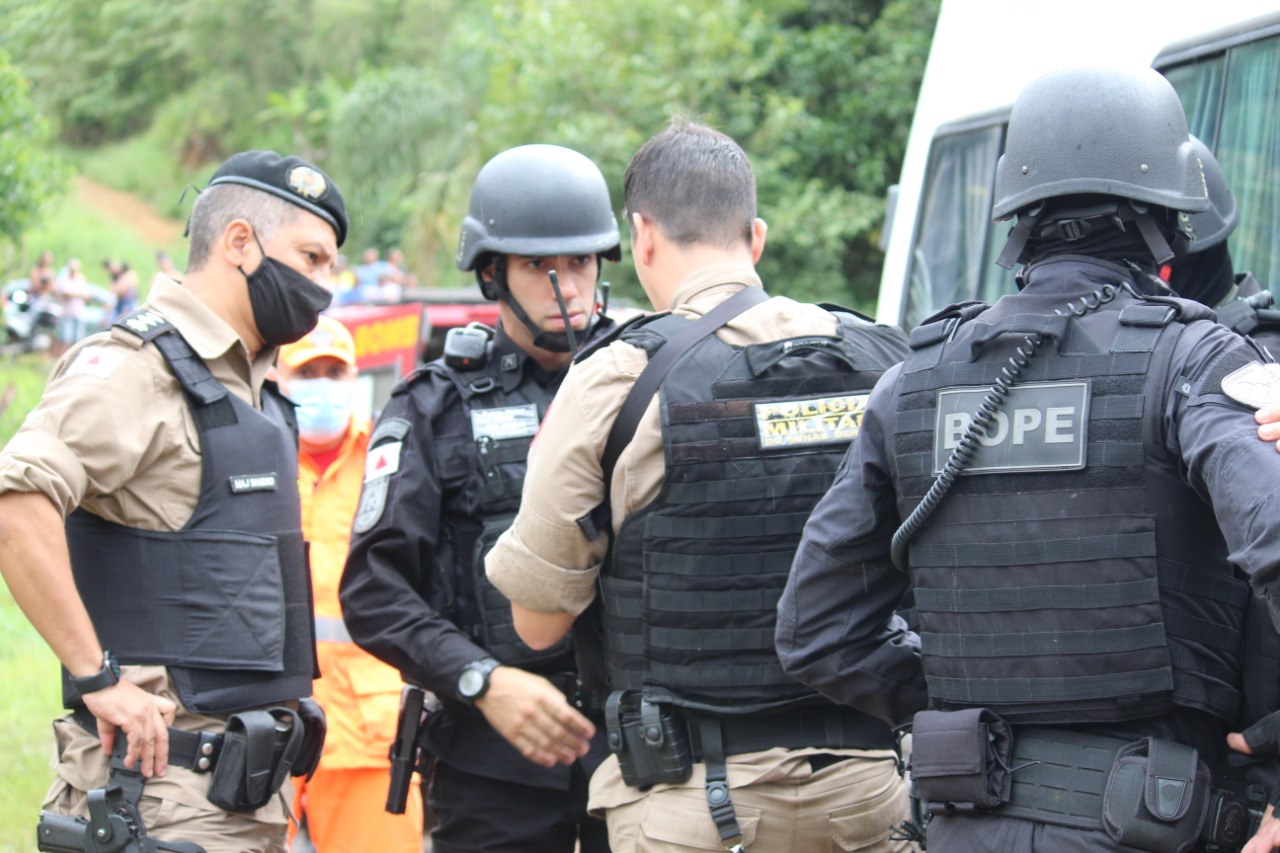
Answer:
xmin=208 ymin=150 xmax=349 ymax=247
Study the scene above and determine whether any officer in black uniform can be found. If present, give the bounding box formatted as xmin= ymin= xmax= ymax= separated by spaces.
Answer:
xmin=339 ymin=144 xmax=618 ymax=853
xmin=776 ymin=66 xmax=1280 ymax=853
xmin=1166 ymin=136 xmax=1280 ymax=357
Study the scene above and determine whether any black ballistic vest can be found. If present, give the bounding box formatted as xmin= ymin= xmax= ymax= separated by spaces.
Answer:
xmin=604 ymin=306 xmax=908 ymax=713
xmin=66 ymin=313 xmax=316 ymax=713
xmin=890 ymin=279 xmax=1249 ymax=725
xmin=429 ymin=354 xmax=575 ymax=670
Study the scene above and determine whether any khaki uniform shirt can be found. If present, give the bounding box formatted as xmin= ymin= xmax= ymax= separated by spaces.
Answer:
xmin=485 ymin=262 xmax=840 ymax=615
xmin=0 ymin=276 xmax=274 ymax=522
xmin=1 ymin=277 xmax=283 ymax=816
xmin=485 ymin=263 xmax=898 ymax=819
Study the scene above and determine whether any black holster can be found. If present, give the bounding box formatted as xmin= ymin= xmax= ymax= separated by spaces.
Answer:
xmin=605 ymin=691 xmax=693 ymax=789
xmin=37 ymin=785 xmax=205 ymax=853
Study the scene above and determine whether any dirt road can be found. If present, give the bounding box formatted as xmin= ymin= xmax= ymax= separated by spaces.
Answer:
xmin=73 ymin=175 xmax=184 ymax=245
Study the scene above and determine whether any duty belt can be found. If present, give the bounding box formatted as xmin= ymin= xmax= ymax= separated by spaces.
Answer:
xmin=688 ymin=704 xmax=897 ymax=759
xmin=73 ymin=707 xmax=223 ymax=774
xmin=997 ymin=728 xmax=1262 ymax=851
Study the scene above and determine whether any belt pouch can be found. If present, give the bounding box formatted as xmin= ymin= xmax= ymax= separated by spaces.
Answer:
xmin=910 ymin=708 xmax=1012 ymax=812
xmin=292 ymin=698 xmax=326 ymax=781
xmin=604 ymin=691 xmax=693 ymax=789
xmin=1101 ymin=737 xmax=1210 ymax=853
xmin=207 ymin=708 xmax=303 ymax=812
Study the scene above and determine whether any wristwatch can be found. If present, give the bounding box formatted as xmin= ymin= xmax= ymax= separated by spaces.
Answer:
xmin=70 ymin=650 xmax=121 ymax=696
xmin=457 ymin=657 xmax=501 ymax=705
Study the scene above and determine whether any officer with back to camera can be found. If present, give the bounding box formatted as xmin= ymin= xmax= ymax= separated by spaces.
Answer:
xmin=338 ymin=144 xmax=618 ymax=853
xmin=1165 ymin=136 xmax=1280 ymax=357
xmin=776 ymin=66 xmax=1280 ymax=853
xmin=0 ymin=151 xmax=343 ymax=852
xmin=485 ymin=119 xmax=916 ymax=852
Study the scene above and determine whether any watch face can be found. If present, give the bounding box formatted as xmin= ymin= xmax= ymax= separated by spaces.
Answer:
xmin=459 ymin=668 xmax=485 ymax=697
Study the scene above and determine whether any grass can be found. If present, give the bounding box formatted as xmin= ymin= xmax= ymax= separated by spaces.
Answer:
xmin=0 ymin=353 xmax=62 ymax=853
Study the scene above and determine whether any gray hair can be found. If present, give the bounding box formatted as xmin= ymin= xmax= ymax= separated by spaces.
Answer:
xmin=186 ymin=184 xmax=301 ymax=271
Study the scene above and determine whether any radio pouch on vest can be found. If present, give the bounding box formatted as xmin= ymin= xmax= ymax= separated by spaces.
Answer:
xmin=207 ymin=708 xmax=304 ymax=813
xmin=911 ymin=708 xmax=1013 ymax=812
xmin=1101 ymin=738 xmax=1210 ymax=853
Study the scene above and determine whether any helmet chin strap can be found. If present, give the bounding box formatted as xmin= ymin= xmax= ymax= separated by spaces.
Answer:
xmin=486 ymin=258 xmax=598 ymax=354
xmin=496 ymin=278 xmax=597 ymax=355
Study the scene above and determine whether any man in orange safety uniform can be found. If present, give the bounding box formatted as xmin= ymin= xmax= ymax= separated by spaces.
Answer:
xmin=276 ymin=315 xmax=425 ymax=852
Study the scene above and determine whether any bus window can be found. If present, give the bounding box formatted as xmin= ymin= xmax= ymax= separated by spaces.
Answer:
xmin=904 ymin=123 xmax=1007 ymax=329
xmin=1163 ymin=57 xmax=1224 ymax=146
xmin=1164 ymin=29 xmax=1280 ymax=295
xmin=1218 ymin=37 xmax=1280 ymax=290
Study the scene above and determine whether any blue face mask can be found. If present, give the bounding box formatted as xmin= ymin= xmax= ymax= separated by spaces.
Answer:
xmin=287 ymin=378 xmax=354 ymax=445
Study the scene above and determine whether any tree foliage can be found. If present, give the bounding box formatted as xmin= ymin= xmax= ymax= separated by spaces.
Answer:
xmin=0 ymin=0 xmax=938 ymax=309
xmin=0 ymin=49 xmax=66 ymax=248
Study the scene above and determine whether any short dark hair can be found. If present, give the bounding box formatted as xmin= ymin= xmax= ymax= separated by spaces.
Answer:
xmin=186 ymin=184 xmax=301 ymax=271
xmin=623 ymin=119 xmax=756 ymax=250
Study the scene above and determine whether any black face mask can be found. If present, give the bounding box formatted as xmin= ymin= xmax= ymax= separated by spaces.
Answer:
xmin=239 ymin=234 xmax=333 ymax=348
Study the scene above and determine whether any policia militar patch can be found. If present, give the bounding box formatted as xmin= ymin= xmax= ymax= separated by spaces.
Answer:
xmin=754 ymin=393 xmax=870 ymax=450
xmin=933 ymin=380 xmax=1090 ymax=474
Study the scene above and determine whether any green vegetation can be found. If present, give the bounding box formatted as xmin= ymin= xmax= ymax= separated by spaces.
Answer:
xmin=0 ymin=354 xmax=61 ymax=853
xmin=0 ymin=0 xmax=939 ymax=311
xmin=0 ymin=48 xmax=66 ymax=256
xmin=0 ymin=3 xmax=941 ymax=846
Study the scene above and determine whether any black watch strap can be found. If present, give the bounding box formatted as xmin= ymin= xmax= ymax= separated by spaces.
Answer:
xmin=458 ymin=656 xmax=501 ymax=705
xmin=70 ymin=650 xmax=121 ymax=696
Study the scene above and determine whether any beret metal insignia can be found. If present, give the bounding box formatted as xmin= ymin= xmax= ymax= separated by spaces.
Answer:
xmin=288 ymin=166 xmax=327 ymax=200
xmin=1221 ymin=361 xmax=1280 ymax=409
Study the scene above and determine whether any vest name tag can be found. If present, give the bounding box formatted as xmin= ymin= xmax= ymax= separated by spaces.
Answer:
xmin=229 ymin=473 xmax=279 ymax=493
xmin=471 ymin=404 xmax=539 ymax=441
xmin=754 ymin=393 xmax=870 ymax=450
xmin=933 ymin=380 xmax=1090 ymax=474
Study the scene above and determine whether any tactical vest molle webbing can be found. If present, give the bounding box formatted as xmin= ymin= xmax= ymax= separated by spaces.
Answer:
xmin=430 ymin=356 xmax=574 ymax=669
xmin=66 ymin=311 xmax=316 ymax=714
xmin=605 ymin=308 xmax=907 ymax=713
xmin=891 ymin=291 xmax=1249 ymax=725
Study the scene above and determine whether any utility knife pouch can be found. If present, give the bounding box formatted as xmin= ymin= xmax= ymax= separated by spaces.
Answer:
xmin=910 ymin=708 xmax=1013 ymax=812
xmin=1102 ymin=737 xmax=1210 ymax=853
xmin=207 ymin=707 xmax=303 ymax=813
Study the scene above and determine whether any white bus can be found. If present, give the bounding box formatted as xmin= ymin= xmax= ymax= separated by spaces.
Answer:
xmin=876 ymin=1 xmax=1280 ymax=330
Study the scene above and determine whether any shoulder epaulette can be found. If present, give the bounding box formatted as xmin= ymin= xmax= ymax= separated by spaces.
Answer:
xmin=112 ymin=309 xmax=175 ymax=343
xmin=908 ymin=301 xmax=989 ymax=350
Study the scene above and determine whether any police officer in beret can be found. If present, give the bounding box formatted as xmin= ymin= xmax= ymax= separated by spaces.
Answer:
xmin=776 ymin=66 xmax=1280 ymax=853
xmin=339 ymin=144 xmax=619 ymax=853
xmin=0 ymin=150 xmax=345 ymax=853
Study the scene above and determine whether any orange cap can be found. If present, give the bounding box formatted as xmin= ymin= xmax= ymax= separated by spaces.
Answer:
xmin=278 ymin=315 xmax=356 ymax=368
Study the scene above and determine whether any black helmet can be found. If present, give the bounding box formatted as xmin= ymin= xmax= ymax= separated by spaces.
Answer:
xmin=455 ymin=144 xmax=621 ymax=299
xmin=1184 ymin=135 xmax=1238 ymax=255
xmin=993 ymin=66 xmax=1208 ymax=222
